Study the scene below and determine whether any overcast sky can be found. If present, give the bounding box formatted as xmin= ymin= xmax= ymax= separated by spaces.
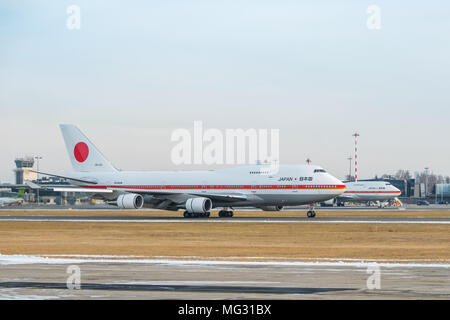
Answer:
xmin=1 ymin=0 xmax=449 ymax=183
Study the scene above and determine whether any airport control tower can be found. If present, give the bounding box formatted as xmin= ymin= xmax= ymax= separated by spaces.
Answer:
xmin=14 ymin=157 xmax=37 ymax=184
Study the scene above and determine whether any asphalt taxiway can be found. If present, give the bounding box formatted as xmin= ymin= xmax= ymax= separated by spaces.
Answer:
xmin=0 ymin=257 xmax=449 ymax=299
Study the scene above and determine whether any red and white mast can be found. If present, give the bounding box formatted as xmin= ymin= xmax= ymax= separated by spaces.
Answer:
xmin=352 ymin=133 xmax=360 ymax=182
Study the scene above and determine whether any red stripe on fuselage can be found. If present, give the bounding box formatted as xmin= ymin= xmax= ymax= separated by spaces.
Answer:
xmin=80 ymin=184 xmax=347 ymax=190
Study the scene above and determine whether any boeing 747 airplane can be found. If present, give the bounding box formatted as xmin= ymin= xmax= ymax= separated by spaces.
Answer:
xmin=321 ymin=181 xmax=402 ymax=207
xmin=36 ymin=125 xmax=346 ymax=218
xmin=337 ymin=181 xmax=402 ymax=206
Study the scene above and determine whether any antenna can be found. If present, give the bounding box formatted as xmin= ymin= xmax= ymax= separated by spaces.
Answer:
xmin=352 ymin=133 xmax=360 ymax=182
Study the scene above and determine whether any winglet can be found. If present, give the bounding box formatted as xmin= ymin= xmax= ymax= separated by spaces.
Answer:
xmin=25 ymin=181 xmax=41 ymax=189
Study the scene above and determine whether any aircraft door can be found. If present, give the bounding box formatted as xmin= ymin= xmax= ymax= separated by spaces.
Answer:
xmin=251 ymin=180 xmax=257 ymax=193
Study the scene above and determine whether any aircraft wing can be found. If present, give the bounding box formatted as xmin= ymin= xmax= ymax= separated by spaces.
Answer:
xmin=29 ymin=183 xmax=247 ymax=201
xmin=185 ymin=192 xmax=247 ymax=202
xmin=51 ymin=187 xmax=113 ymax=193
xmin=33 ymin=171 xmax=248 ymax=202
xmin=104 ymin=187 xmax=248 ymax=202
xmin=27 ymin=183 xmax=113 ymax=193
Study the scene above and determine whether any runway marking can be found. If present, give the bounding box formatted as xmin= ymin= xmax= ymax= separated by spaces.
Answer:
xmin=0 ymin=217 xmax=449 ymax=224
xmin=1 ymin=254 xmax=450 ymax=268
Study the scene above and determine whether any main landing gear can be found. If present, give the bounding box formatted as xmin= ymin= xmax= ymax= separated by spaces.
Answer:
xmin=218 ymin=207 xmax=234 ymax=218
xmin=182 ymin=208 xmax=234 ymax=218
xmin=218 ymin=210 xmax=234 ymax=218
xmin=183 ymin=211 xmax=210 ymax=218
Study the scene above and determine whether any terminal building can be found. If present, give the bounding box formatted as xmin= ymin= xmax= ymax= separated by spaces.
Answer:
xmin=435 ymin=184 xmax=450 ymax=202
xmin=3 ymin=156 xmax=102 ymax=206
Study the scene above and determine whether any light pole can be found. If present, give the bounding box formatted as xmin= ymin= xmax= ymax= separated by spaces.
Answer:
xmin=352 ymin=133 xmax=360 ymax=182
xmin=435 ymin=183 xmax=438 ymax=204
xmin=35 ymin=156 xmax=42 ymax=205
xmin=347 ymin=156 xmax=353 ymax=181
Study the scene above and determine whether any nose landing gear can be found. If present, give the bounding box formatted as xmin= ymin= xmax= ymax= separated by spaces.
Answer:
xmin=306 ymin=204 xmax=317 ymax=218
xmin=306 ymin=210 xmax=316 ymax=218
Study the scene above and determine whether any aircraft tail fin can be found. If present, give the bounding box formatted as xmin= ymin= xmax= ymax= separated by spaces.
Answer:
xmin=59 ymin=124 xmax=118 ymax=172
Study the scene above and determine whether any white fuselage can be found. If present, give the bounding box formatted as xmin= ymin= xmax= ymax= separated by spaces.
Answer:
xmin=69 ymin=165 xmax=346 ymax=208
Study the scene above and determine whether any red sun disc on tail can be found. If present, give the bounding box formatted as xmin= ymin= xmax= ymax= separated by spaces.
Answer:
xmin=74 ymin=142 xmax=89 ymax=162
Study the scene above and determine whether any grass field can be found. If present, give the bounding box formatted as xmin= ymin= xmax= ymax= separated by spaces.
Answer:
xmin=0 ymin=209 xmax=449 ymax=263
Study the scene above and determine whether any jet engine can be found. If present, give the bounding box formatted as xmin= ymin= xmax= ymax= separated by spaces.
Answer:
xmin=117 ymin=193 xmax=144 ymax=209
xmin=258 ymin=205 xmax=283 ymax=211
xmin=185 ymin=197 xmax=212 ymax=213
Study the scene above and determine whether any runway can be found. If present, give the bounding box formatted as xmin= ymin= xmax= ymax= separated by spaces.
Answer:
xmin=0 ymin=215 xmax=449 ymax=224
xmin=0 ymin=256 xmax=449 ymax=299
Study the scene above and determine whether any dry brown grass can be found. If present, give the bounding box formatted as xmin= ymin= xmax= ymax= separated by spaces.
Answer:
xmin=0 ymin=220 xmax=448 ymax=262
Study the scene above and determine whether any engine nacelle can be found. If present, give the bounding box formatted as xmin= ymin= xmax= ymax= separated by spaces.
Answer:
xmin=117 ymin=193 xmax=144 ymax=209
xmin=259 ymin=205 xmax=283 ymax=211
xmin=185 ymin=197 xmax=212 ymax=213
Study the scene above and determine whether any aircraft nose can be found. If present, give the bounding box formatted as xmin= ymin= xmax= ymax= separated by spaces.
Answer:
xmin=328 ymin=174 xmax=346 ymax=195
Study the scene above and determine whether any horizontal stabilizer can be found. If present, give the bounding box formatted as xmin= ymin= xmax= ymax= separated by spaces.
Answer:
xmin=25 ymin=181 xmax=41 ymax=189
xmin=31 ymin=171 xmax=98 ymax=184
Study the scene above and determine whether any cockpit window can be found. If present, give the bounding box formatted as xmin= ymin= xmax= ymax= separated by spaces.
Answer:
xmin=386 ymin=183 xmax=391 ymax=185
xmin=314 ymin=169 xmax=327 ymax=173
